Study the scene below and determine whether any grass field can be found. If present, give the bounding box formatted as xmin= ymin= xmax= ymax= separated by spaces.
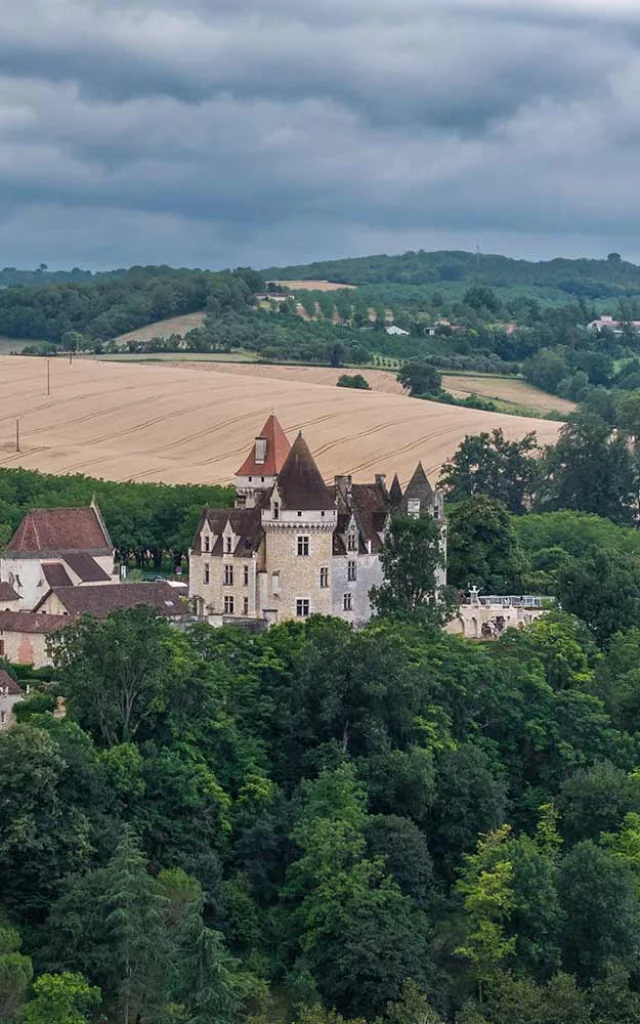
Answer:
xmin=0 ymin=336 xmax=46 ymax=353
xmin=114 ymin=312 xmax=206 ymax=345
xmin=0 ymin=356 xmax=561 ymax=486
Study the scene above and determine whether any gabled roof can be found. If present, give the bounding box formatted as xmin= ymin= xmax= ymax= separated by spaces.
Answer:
xmin=192 ymin=506 xmax=263 ymax=556
xmin=236 ymin=414 xmax=291 ymax=477
xmin=389 ymin=473 xmax=403 ymax=508
xmin=402 ymin=462 xmax=434 ymax=511
xmin=7 ymin=505 xmax=113 ymax=556
xmin=33 ymin=582 xmax=188 ymax=620
xmin=0 ymin=669 xmax=22 ymax=695
xmin=0 ymin=583 xmax=19 ymax=603
xmin=276 ymin=433 xmax=334 ymax=511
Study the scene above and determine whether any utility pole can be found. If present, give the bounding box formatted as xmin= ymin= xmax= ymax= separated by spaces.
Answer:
xmin=15 ymin=418 xmax=20 ymax=453
xmin=47 ymin=358 xmax=50 ymax=396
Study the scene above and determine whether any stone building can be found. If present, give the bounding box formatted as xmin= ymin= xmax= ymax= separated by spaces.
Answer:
xmin=0 ymin=500 xmax=118 ymax=610
xmin=189 ymin=415 xmax=445 ymax=627
xmin=0 ymin=669 xmax=23 ymax=730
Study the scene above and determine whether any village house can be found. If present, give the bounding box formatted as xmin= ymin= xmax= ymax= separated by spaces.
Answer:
xmin=0 ymin=500 xmax=118 ymax=610
xmin=189 ymin=415 xmax=446 ymax=628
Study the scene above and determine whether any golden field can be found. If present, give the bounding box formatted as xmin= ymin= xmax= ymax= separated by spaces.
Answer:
xmin=0 ymin=356 xmax=561 ymax=486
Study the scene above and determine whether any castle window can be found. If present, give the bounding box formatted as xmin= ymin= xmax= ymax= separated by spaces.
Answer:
xmin=0 ymin=640 xmax=4 ymax=657
xmin=297 ymin=536 xmax=310 ymax=557
xmin=204 ymin=534 xmax=210 ymax=552
xmin=320 ymin=567 xmax=329 ymax=589
xmin=204 ymin=564 xmax=210 ymax=585
xmin=243 ymin=565 xmax=250 ymax=586
xmin=343 ymin=593 xmax=353 ymax=611
xmin=348 ymin=560 xmax=357 ymax=582
xmin=297 ymin=511 xmax=302 ymax=517
xmin=226 ymin=536 xmax=233 ymax=553
xmin=296 ymin=598 xmax=310 ymax=618
xmin=433 ymin=506 xmax=440 ymax=520
xmin=224 ymin=595 xmax=235 ymax=615
xmin=248 ymin=476 xmax=253 ymax=482
xmin=243 ymin=597 xmax=249 ymax=616
xmin=0 ymin=710 xmax=5 ymax=726
xmin=224 ymin=565 xmax=234 ymax=586
xmin=347 ymin=533 xmax=357 ymax=551
xmin=273 ymin=502 xmax=280 ymax=520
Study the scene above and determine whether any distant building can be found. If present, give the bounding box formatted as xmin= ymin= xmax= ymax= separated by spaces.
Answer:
xmin=0 ymin=669 xmax=23 ymax=730
xmin=385 ymin=325 xmax=410 ymax=336
xmin=0 ymin=501 xmax=117 ymax=610
xmin=189 ymin=415 xmax=445 ymax=628
xmin=32 ymin=581 xmax=188 ymax=620
xmin=587 ymin=315 xmax=640 ymax=334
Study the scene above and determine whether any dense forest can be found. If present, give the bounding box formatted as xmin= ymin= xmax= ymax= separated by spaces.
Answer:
xmin=0 ymin=468 xmax=232 ymax=570
xmin=5 ymin=419 xmax=640 ymax=1021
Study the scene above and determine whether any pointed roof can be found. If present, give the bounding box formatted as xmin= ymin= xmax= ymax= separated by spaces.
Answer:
xmin=276 ymin=433 xmax=335 ymax=511
xmin=401 ymin=462 xmax=434 ymax=512
xmin=389 ymin=473 xmax=403 ymax=508
xmin=236 ymin=414 xmax=291 ymax=477
xmin=7 ymin=506 xmax=113 ymax=556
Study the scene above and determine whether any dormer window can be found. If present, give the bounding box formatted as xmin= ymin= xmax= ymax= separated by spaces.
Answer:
xmin=273 ymin=502 xmax=280 ymax=520
xmin=255 ymin=437 xmax=267 ymax=464
xmin=204 ymin=534 xmax=210 ymax=552
xmin=347 ymin=533 xmax=357 ymax=552
xmin=226 ymin=536 xmax=233 ymax=553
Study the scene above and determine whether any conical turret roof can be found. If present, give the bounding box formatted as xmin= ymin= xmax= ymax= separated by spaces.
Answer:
xmin=401 ymin=462 xmax=434 ymax=511
xmin=389 ymin=473 xmax=403 ymax=508
xmin=236 ymin=414 xmax=291 ymax=476
xmin=276 ymin=433 xmax=335 ymax=510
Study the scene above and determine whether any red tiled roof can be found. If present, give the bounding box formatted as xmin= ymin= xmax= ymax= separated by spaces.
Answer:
xmin=0 ymin=669 xmax=22 ymax=695
xmin=0 ymin=611 xmax=72 ymax=635
xmin=7 ymin=506 xmax=113 ymax=556
xmin=0 ymin=583 xmax=19 ymax=602
xmin=236 ymin=415 xmax=291 ymax=477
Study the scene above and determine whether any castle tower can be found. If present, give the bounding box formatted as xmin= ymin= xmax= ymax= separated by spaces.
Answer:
xmin=235 ymin=414 xmax=291 ymax=508
xmin=259 ymin=432 xmax=336 ymax=622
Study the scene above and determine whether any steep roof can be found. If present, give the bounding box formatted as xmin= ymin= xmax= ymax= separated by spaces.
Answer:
xmin=389 ymin=473 xmax=403 ymax=508
xmin=0 ymin=583 xmax=19 ymax=603
xmin=7 ymin=505 xmax=113 ymax=556
xmin=192 ymin=506 xmax=263 ymax=556
xmin=33 ymin=582 xmax=188 ymax=620
xmin=0 ymin=669 xmax=22 ymax=695
xmin=236 ymin=414 xmax=291 ymax=477
xmin=401 ymin=462 xmax=434 ymax=511
xmin=276 ymin=433 xmax=335 ymax=511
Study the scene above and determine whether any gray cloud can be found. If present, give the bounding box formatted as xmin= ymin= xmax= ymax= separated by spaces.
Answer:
xmin=1 ymin=0 xmax=640 ymax=268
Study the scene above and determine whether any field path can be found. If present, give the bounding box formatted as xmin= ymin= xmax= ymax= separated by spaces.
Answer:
xmin=0 ymin=356 xmax=561 ymax=486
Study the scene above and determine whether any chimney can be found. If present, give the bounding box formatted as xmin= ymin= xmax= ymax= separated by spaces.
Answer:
xmin=334 ymin=475 xmax=352 ymax=511
xmin=375 ymin=474 xmax=387 ymax=495
xmin=255 ymin=436 xmax=267 ymax=464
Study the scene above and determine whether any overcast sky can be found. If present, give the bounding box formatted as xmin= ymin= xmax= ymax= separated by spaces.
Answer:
xmin=3 ymin=0 xmax=640 ymax=270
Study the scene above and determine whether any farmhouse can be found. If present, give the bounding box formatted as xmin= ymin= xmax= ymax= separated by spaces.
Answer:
xmin=189 ymin=415 xmax=446 ymax=627
xmin=0 ymin=500 xmax=118 ymax=610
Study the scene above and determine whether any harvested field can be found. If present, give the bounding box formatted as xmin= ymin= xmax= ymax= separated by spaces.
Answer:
xmin=442 ymin=375 xmax=575 ymax=415
xmin=270 ymin=279 xmax=356 ymax=292
xmin=0 ymin=356 xmax=561 ymax=486
xmin=188 ymin=362 xmax=405 ymax=394
xmin=114 ymin=312 xmax=206 ymax=345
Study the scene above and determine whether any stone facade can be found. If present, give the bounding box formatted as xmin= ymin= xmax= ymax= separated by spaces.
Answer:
xmin=189 ymin=415 xmax=446 ymax=627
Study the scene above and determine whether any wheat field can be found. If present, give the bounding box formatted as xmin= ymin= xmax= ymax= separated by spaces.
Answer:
xmin=0 ymin=356 xmax=561 ymax=486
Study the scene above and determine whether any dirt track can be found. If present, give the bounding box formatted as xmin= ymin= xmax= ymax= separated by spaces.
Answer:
xmin=0 ymin=356 xmax=561 ymax=486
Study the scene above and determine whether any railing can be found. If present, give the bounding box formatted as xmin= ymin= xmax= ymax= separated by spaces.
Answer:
xmin=463 ymin=595 xmax=549 ymax=609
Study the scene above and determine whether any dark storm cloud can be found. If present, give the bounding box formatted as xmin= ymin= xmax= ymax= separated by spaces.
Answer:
xmin=1 ymin=0 xmax=640 ymax=267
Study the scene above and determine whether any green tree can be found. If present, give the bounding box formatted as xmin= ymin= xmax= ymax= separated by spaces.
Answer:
xmin=397 ymin=361 xmax=442 ymax=397
xmin=555 ymin=549 xmax=640 ymax=645
xmin=447 ymin=496 xmax=527 ymax=593
xmin=456 ymin=826 xmax=516 ymax=1003
xmin=0 ymin=922 xmax=32 ymax=1023
xmin=49 ymin=606 xmax=175 ymax=746
xmin=24 ymin=973 xmax=99 ymax=1024
xmin=337 ymin=374 xmax=371 ymax=390
xmin=440 ymin=430 xmax=539 ymax=514
xmin=370 ymin=516 xmax=456 ymax=625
